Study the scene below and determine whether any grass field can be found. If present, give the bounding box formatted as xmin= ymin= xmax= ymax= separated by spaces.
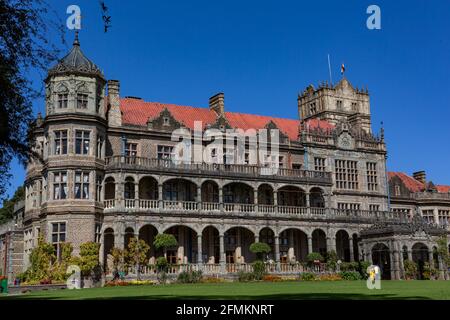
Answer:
xmin=2 ymin=281 xmax=450 ymax=300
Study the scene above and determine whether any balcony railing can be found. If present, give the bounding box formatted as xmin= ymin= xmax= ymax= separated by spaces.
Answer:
xmin=104 ymin=156 xmax=332 ymax=184
xmin=103 ymin=199 xmax=405 ymax=222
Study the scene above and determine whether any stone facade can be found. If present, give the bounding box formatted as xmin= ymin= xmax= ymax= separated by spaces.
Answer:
xmin=1 ymin=34 xmax=449 ymax=282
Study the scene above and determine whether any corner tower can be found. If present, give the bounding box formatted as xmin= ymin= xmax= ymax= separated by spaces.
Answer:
xmin=24 ymin=32 xmax=107 ymax=258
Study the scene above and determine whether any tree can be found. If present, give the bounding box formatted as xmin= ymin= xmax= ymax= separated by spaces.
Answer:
xmin=249 ymin=242 xmax=271 ymax=261
xmin=110 ymin=247 xmax=127 ymax=276
xmin=127 ymin=237 xmax=150 ymax=280
xmin=72 ymin=242 xmax=100 ymax=279
xmin=27 ymin=236 xmax=56 ymax=281
xmin=436 ymin=236 xmax=449 ymax=266
xmin=0 ymin=0 xmax=64 ymax=199
xmin=306 ymin=252 xmax=324 ymax=267
xmin=0 ymin=185 xmax=24 ymax=222
xmin=153 ymin=233 xmax=177 ymax=259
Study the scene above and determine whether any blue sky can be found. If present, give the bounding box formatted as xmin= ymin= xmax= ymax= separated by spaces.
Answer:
xmin=6 ymin=0 xmax=450 ymax=198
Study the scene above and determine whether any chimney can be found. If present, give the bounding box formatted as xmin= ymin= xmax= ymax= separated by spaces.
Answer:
xmin=107 ymin=80 xmax=122 ymax=127
xmin=413 ymin=171 xmax=426 ymax=184
xmin=209 ymin=92 xmax=225 ymax=116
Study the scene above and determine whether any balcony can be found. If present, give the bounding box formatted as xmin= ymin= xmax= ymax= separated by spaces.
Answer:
xmin=103 ymin=198 xmax=404 ymax=223
xmin=104 ymin=156 xmax=332 ymax=184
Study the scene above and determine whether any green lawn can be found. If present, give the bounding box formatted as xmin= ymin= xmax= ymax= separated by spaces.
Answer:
xmin=2 ymin=281 xmax=450 ymax=300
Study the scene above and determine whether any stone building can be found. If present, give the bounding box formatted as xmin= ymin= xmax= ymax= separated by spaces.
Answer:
xmin=0 ymin=201 xmax=24 ymax=283
xmin=3 ymin=33 xmax=449 ymax=281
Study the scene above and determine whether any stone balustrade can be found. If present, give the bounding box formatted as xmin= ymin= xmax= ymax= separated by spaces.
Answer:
xmin=104 ymin=156 xmax=332 ymax=184
xmin=103 ymin=198 xmax=405 ymax=222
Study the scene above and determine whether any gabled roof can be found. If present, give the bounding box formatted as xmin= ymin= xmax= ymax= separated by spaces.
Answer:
xmin=120 ymin=97 xmax=334 ymax=140
xmin=388 ymin=171 xmax=450 ymax=193
xmin=436 ymin=185 xmax=450 ymax=193
xmin=387 ymin=172 xmax=424 ymax=192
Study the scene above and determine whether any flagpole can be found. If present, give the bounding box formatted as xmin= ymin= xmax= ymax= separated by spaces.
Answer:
xmin=327 ymin=54 xmax=333 ymax=85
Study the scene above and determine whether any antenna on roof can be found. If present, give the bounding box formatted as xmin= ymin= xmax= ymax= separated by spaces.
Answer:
xmin=327 ymin=54 xmax=333 ymax=86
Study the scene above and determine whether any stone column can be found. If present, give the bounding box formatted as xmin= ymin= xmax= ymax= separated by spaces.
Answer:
xmin=274 ymin=235 xmax=280 ymax=270
xmin=219 ymin=234 xmax=225 ymax=272
xmin=434 ymin=208 xmax=439 ymax=225
xmin=273 ymin=190 xmax=278 ymax=213
xmin=254 ymin=189 xmax=258 ymax=213
xmin=219 ymin=187 xmax=223 ymax=212
xmin=305 ymin=191 xmax=310 ymax=208
xmin=327 ymin=236 xmax=336 ymax=253
xmin=158 ymin=183 xmax=163 ymax=210
xmin=197 ymin=185 xmax=202 ymax=211
xmin=254 ymin=233 xmax=259 ymax=243
xmin=177 ymin=227 xmax=185 ymax=264
xmin=407 ymin=249 xmax=412 ymax=261
xmin=134 ymin=181 xmax=139 ymax=207
xmin=349 ymin=237 xmax=354 ymax=262
xmin=209 ymin=230 xmax=215 ymax=263
xmin=288 ymin=230 xmax=295 ymax=261
xmin=307 ymin=235 xmax=313 ymax=254
xmin=197 ymin=234 xmax=203 ymax=264
xmin=236 ymin=228 xmax=242 ymax=263
xmin=428 ymin=250 xmax=434 ymax=270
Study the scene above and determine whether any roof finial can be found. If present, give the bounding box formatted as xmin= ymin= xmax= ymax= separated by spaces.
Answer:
xmin=73 ymin=30 xmax=80 ymax=46
xmin=380 ymin=121 xmax=384 ymax=141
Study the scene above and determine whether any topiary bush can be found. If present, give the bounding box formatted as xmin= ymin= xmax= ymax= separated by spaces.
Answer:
xmin=339 ymin=271 xmax=362 ymax=280
xmin=252 ymin=260 xmax=266 ymax=280
xmin=403 ymin=260 xmax=418 ymax=280
xmin=238 ymin=271 xmax=255 ymax=282
xmin=306 ymin=252 xmax=324 ymax=267
xmin=325 ymin=250 xmax=338 ymax=271
xmin=299 ymin=272 xmax=316 ymax=281
xmin=156 ymin=256 xmax=169 ymax=272
xmin=177 ymin=270 xmax=203 ymax=283
xmin=249 ymin=242 xmax=271 ymax=260
xmin=357 ymin=261 xmax=370 ymax=279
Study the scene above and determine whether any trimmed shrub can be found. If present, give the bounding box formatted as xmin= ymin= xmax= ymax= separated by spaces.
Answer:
xmin=357 ymin=261 xmax=370 ymax=279
xmin=177 ymin=270 xmax=203 ymax=283
xmin=252 ymin=260 xmax=266 ymax=280
xmin=339 ymin=271 xmax=362 ymax=280
xmin=156 ymin=257 xmax=169 ymax=272
xmin=403 ymin=260 xmax=418 ymax=280
xmin=326 ymin=251 xmax=338 ymax=271
xmin=238 ymin=271 xmax=255 ymax=282
xmin=306 ymin=252 xmax=324 ymax=267
xmin=340 ymin=261 xmax=359 ymax=272
xmin=249 ymin=242 xmax=271 ymax=260
xmin=299 ymin=272 xmax=316 ymax=281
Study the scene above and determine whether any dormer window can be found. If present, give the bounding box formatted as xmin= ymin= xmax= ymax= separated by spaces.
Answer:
xmin=58 ymin=94 xmax=68 ymax=109
xmin=163 ymin=117 xmax=170 ymax=126
xmin=394 ymin=185 xmax=401 ymax=196
xmin=76 ymin=94 xmax=88 ymax=109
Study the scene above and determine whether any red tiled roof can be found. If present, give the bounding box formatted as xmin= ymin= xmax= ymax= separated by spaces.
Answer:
xmin=120 ymin=98 xmax=333 ymax=140
xmin=387 ymin=172 xmax=424 ymax=192
xmin=436 ymin=185 xmax=450 ymax=193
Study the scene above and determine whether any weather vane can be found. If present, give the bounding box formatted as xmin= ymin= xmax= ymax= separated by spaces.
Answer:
xmin=100 ymin=1 xmax=112 ymax=33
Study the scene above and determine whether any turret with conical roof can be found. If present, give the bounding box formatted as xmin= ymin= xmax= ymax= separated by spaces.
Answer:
xmin=47 ymin=31 xmax=105 ymax=81
xmin=44 ymin=32 xmax=106 ymax=118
